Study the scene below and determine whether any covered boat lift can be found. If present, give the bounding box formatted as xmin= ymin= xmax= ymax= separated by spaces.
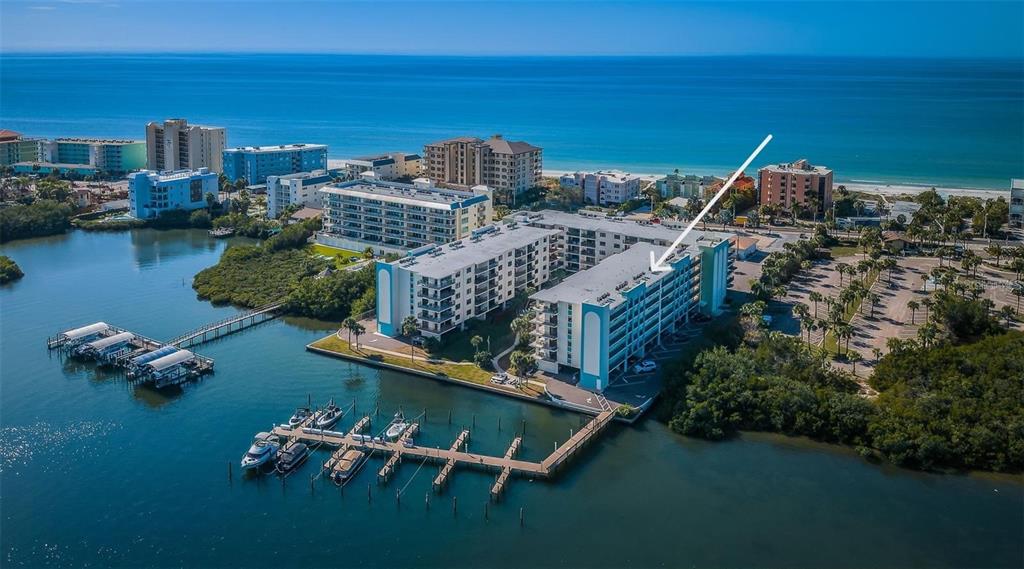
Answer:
xmin=47 ymin=322 xmax=110 ymax=349
xmin=75 ymin=332 xmax=135 ymax=357
xmin=129 ymin=345 xmax=179 ymax=369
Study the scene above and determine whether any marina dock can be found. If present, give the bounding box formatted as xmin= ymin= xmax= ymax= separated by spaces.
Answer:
xmin=432 ymin=429 xmax=471 ymax=491
xmin=271 ymin=409 xmax=615 ymax=487
xmin=490 ymin=436 xmax=523 ymax=501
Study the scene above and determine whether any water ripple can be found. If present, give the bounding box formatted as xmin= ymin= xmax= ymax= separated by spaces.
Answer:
xmin=0 ymin=421 xmax=120 ymax=473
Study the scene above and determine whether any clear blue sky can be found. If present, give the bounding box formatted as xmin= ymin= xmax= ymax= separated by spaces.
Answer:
xmin=1 ymin=0 xmax=1022 ymax=57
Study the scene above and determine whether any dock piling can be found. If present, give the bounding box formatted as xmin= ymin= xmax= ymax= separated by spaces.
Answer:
xmin=368 ymin=483 xmax=372 ymax=503
xmin=485 ymin=501 xmax=489 ymax=521
xmin=425 ymin=492 xmax=430 ymax=510
xmin=520 ymin=507 xmax=524 ymax=527
xmin=227 ymin=461 xmax=232 ymax=482
xmin=447 ymin=409 xmax=452 ymax=425
xmin=452 ymin=496 xmax=457 ymax=516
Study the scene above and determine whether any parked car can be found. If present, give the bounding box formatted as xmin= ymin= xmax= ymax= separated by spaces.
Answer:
xmin=633 ymin=360 xmax=657 ymax=374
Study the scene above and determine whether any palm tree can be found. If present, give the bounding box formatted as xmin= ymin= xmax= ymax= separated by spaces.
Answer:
xmin=907 ymin=300 xmax=920 ymax=324
xmin=871 ymin=347 xmax=882 ymax=364
xmin=999 ymin=305 xmax=1015 ymax=327
xmin=917 ymin=322 xmax=937 ymax=347
xmin=808 ymin=291 xmax=823 ymax=318
xmin=351 ymin=322 xmax=366 ymax=348
xmin=401 ymin=316 xmax=419 ymax=362
xmin=836 ymin=263 xmax=850 ymax=287
xmin=848 ymin=351 xmax=862 ymax=375
xmin=470 ymin=335 xmax=483 ymax=356
xmin=1012 ymin=282 xmax=1024 ymax=314
xmin=866 ymin=292 xmax=880 ymax=319
xmin=920 ymin=272 xmax=929 ymax=292
xmin=510 ymin=315 xmax=533 ymax=348
xmin=342 ymin=317 xmax=357 ymax=345
xmin=986 ymin=244 xmax=1005 ymax=267
xmin=921 ymin=297 xmax=934 ymax=321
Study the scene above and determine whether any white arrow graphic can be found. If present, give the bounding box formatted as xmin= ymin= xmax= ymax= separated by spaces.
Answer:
xmin=649 ymin=134 xmax=773 ymax=272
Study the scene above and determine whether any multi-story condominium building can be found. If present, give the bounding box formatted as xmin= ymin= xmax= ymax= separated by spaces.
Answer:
xmin=0 ymin=130 xmax=42 ymax=166
xmin=146 ymin=118 xmax=227 ymax=173
xmin=423 ymin=134 xmax=542 ymax=202
xmin=338 ymin=152 xmax=423 ymax=181
xmin=1011 ymin=178 xmax=1024 ymax=229
xmin=41 ymin=138 xmax=146 ymax=174
xmin=530 ymin=236 xmax=732 ymax=392
xmin=222 ymin=143 xmax=328 ymax=184
xmin=318 ymin=178 xmax=493 ymax=256
xmin=376 ymin=223 xmax=557 ymax=338
xmin=13 ymin=162 xmax=98 ymax=177
xmin=656 ymin=170 xmax=717 ymax=199
xmin=265 ymin=170 xmax=333 ymax=219
xmin=758 ymin=159 xmax=833 ymax=214
xmin=559 ymin=170 xmax=643 ymax=206
xmin=128 ymin=168 xmax=217 ymax=220
xmin=515 ymin=209 xmax=733 ymax=276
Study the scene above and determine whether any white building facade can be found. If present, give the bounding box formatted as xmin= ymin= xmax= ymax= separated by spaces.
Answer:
xmin=376 ymin=224 xmax=557 ymax=338
xmin=338 ymin=153 xmax=423 ymax=181
xmin=318 ymin=178 xmax=493 ymax=256
xmin=146 ymin=118 xmax=227 ymax=174
xmin=265 ymin=170 xmax=333 ymax=219
xmin=1011 ymin=178 xmax=1023 ymax=229
xmin=128 ymin=168 xmax=217 ymax=220
xmin=560 ymin=170 xmax=642 ymax=206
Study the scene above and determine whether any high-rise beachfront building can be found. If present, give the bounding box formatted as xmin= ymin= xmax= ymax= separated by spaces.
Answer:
xmin=318 ymin=178 xmax=493 ymax=256
xmin=145 ymin=118 xmax=227 ymax=174
xmin=337 ymin=152 xmax=423 ymax=181
xmin=656 ymin=170 xmax=718 ymax=199
xmin=128 ymin=168 xmax=217 ymax=220
xmin=222 ymin=143 xmax=328 ymax=184
xmin=530 ymin=236 xmax=732 ymax=392
xmin=423 ymin=134 xmax=542 ymax=203
xmin=757 ymin=159 xmax=833 ymax=215
xmin=375 ymin=223 xmax=557 ymax=338
xmin=265 ymin=170 xmax=334 ymax=219
xmin=559 ymin=170 xmax=642 ymax=206
xmin=1011 ymin=178 xmax=1024 ymax=229
xmin=0 ymin=130 xmax=42 ymax=166
xmin=41 ymin=138 xmax=146 ymax=175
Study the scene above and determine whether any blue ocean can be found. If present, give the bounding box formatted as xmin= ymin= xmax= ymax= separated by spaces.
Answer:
xmin=1 ymin=53 xmax=1021 ymax=188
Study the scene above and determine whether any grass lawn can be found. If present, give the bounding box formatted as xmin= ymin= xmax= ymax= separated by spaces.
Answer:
xmin=311 ymin=334 xmax=494 ymax=384
xmin=432 ymin=307 xmax=519 ymax=362
xmin=308 ymin=244 xmax=368 ymax=268
xmin=828 ymin=245 xmax=862 ymax=258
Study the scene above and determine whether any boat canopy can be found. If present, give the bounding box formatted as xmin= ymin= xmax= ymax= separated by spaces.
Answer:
xmin=61 ymin=322 xmax=109 ymax=341
xmin=84 ymin=332 xmax=135 ymax=351
xmin=146 ymin=350 xmax=195 ymax=372
xmin=130 ymin=346 xmax=178 ymax=366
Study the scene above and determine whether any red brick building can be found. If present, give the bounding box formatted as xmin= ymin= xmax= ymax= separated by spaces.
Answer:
xmin=757 ymin=159 xmax=833 ymax=215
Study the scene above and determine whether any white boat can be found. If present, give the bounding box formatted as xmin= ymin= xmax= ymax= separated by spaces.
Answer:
xmin=385 ymin=412 xmax=409 ymax=440
xmin=275 ymin=441 xmax=310 ymax=474
xmin=240 ymin=432 xmax=280 ymax=470
xmin=288 ymin=407 xmax=311 ymax=428
xmin=312 ymin=401 xmax=343 ymax=430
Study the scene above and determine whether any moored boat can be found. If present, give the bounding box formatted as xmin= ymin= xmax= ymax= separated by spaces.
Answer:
xmin=329 ymin=449 xmax=367 ymax=485
xmin=275 ymin=442 xmax=310 ymax=474
xmin=312 ymin=400 xmax=343 ymax=430
xmin=288 ymin=407 xmax=311 ymax=428
xmin=240 ymin=432 xmax=280 ymax=470
xmin=385 ymin=412 xmax=409 ymax=440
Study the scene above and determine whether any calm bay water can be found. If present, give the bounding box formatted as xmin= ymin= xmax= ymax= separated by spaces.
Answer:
xmin=1 ymin=54 xmax=1022 ymax=189
xmin=0 ymin=228 xmax=1021 ymax=568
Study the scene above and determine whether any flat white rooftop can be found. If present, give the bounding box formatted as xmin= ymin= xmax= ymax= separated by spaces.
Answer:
xmin=322 ymin=179 xmax=485 ymax=208
xmin=521 ymin=210 xmax=732 ymax=246
xmin=392 ymin=224 xmax=557 ymax=279
xmin=224 ymin=144 xmax=327 ymax=154
xmin=531 ymin=242 xmax=696 ymax=307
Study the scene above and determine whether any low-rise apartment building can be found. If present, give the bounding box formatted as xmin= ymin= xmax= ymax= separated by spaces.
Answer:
xmin=146 ymin=118 xmax=227 ymax=173
xmin=265 ymin=170 xmax=333 ymax=219
xmin=423 ymin=134 xmax=542 ymax=202
xmin=758 ymin=159 xmax=833 ymax=215
xmin=376 ymin=224 xmax=557 ymax=338
xmin=42 ymin=138 xmax=146 ymax=175
xmin=222 ymin=143 xmax=328 ymax=184
xmin=656 ymin=170 xmax=717 ymax=199
xmin=1011 ymin=179 xmax=1024 ymax=229
xmin=337 ymin=153 xmax=423 ymax=181
xmin=531 ymin=236 xmax=731 ymax=392
xmin=128 ymin=168 xmax=217 ymax=220
xmin=560 ymin=170 xmax=643 ymax=206
xmin=318 ymin=178 xmax=493 ymax=256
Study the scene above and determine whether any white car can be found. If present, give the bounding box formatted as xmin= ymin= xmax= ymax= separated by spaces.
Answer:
xmin=633 ymin=360 xmax=657 ymax=374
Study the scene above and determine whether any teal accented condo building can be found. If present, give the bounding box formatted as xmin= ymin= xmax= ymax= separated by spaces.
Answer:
xmin=222 ymin=143 xmax=328 ymax=184
xmin=530 ymin=237 xmax=731 ymax=392
xmin=128 ymin=168 xmax=217 ymax=220
xmin=43 ymin=138 xmax=146 ymax=174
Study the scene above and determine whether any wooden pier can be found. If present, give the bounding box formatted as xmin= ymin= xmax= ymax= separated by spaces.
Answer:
xmin=433 ymin=429 xmax=471 ymax=492
xmin=490 ymin=436 xmax=523 ymax=500
xmin=377 ymin=423 xmax=419 ymax=483
xmin=272 ymin=410 xmax=615 ymax=486
xmin=169 ymin=301 xmax=284 ymax=349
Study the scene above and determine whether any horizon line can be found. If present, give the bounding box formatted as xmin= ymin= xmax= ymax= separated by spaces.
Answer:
xmin=1 ymin=49 xmax=1022 ymax=61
